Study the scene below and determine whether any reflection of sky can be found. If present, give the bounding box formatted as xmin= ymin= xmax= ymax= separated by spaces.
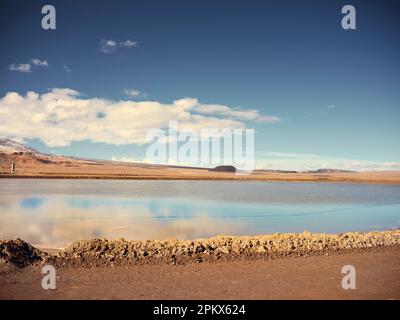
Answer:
xmin=0 ymin=195 xmax=399 ymax=247
xmin=20 ymin=197 xmax=45 ymax=209
xmin=1 ymin=180 xmax=400 ymax=247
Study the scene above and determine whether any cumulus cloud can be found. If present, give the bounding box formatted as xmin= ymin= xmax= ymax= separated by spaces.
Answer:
xmin=0 ymin=88 xmax=278 ymax=147
xmin=100 ymin=38 xmax=138 ymax=53
xmin=9 ymin=59 xmax=48 ymax=73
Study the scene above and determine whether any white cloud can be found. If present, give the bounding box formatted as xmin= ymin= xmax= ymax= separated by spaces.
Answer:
xmin=123 ymin=89 xmax=141 ymax=98
xmin=9 ymin=63 xmax=31 ymax=73
xmin=307 ymin=104 xmax=337 ymax=116
xmin=112 ymin=156 xmax=150 ymax=164
xmin=0 ymin=88 xmax=278 ymax=147
xmin=31 ymin=59 xmax=48 ymax=67
xmin=63 ymin=65 xmax=72 ymax=73
xmin=9 ymin=59 xmax=48 ymax=73
xmin=256 ymin=151 xmax=400 ymax=172
xmin=193 ymin=103 xmax=280 ymax=123
xmin=100 ymin=38 xmax=138 ymax=53
xmin=100 ymin=39 xmax=117 ymax=53
xmin=120 ymin=39 xmax=138 ymax=48
xmin=111 ymin=156 xmax=206 ymax=168
xmin=175 ymin=98 xmax=280 ymax=123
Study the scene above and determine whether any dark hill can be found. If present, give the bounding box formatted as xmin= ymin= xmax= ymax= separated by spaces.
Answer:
xmin=209 ymin=165 xmax=236 ymax=173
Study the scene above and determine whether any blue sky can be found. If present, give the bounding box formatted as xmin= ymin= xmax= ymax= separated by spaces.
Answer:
xmin=1 ymin=0 xmax=399 ymax=171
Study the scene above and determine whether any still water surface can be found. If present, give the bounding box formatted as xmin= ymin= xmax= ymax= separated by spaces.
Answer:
xmin=1 ymin=179 xmax=399 ymax=246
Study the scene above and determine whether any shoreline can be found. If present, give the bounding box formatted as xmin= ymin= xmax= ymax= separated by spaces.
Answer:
xmin=2 ymin=173 xmax=400 ymax=185
xmin=1 ymin=229 xmax=399 ymax=269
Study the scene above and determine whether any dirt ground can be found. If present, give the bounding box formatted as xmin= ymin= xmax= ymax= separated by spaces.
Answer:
xmin=1 ymin=246 xmax=399 ymax=300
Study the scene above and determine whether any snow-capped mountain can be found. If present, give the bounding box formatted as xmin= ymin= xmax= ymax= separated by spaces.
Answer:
xmin=0 ymin=138 xmax=39 ymax=155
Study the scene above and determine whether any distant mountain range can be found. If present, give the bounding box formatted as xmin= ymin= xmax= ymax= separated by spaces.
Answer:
xmin=306 ymin=168 xmax=356 ymax=173
xmin=0 ymin=138 xmax=355 ymax=174
xmin=254 ymin=168 xmax=356 ymax=174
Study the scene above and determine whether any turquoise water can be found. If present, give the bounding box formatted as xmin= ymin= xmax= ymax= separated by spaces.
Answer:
xmin=0 ymin=179 xmax=399 ymax=246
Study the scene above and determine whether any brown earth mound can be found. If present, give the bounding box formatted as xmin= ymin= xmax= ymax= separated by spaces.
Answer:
xmin=0 ymin=239 xmax=45 ymax=268
xmin=57 ymin=229 xmax=400 ymax=267
xmin=2 ymin=230 xmax=399 ymax=269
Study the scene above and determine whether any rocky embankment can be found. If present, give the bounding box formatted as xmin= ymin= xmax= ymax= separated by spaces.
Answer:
xmin=0 ymin=239 xmax=45 ymax=268
xmin=1 ymin=230 xmax=399 ymax=268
